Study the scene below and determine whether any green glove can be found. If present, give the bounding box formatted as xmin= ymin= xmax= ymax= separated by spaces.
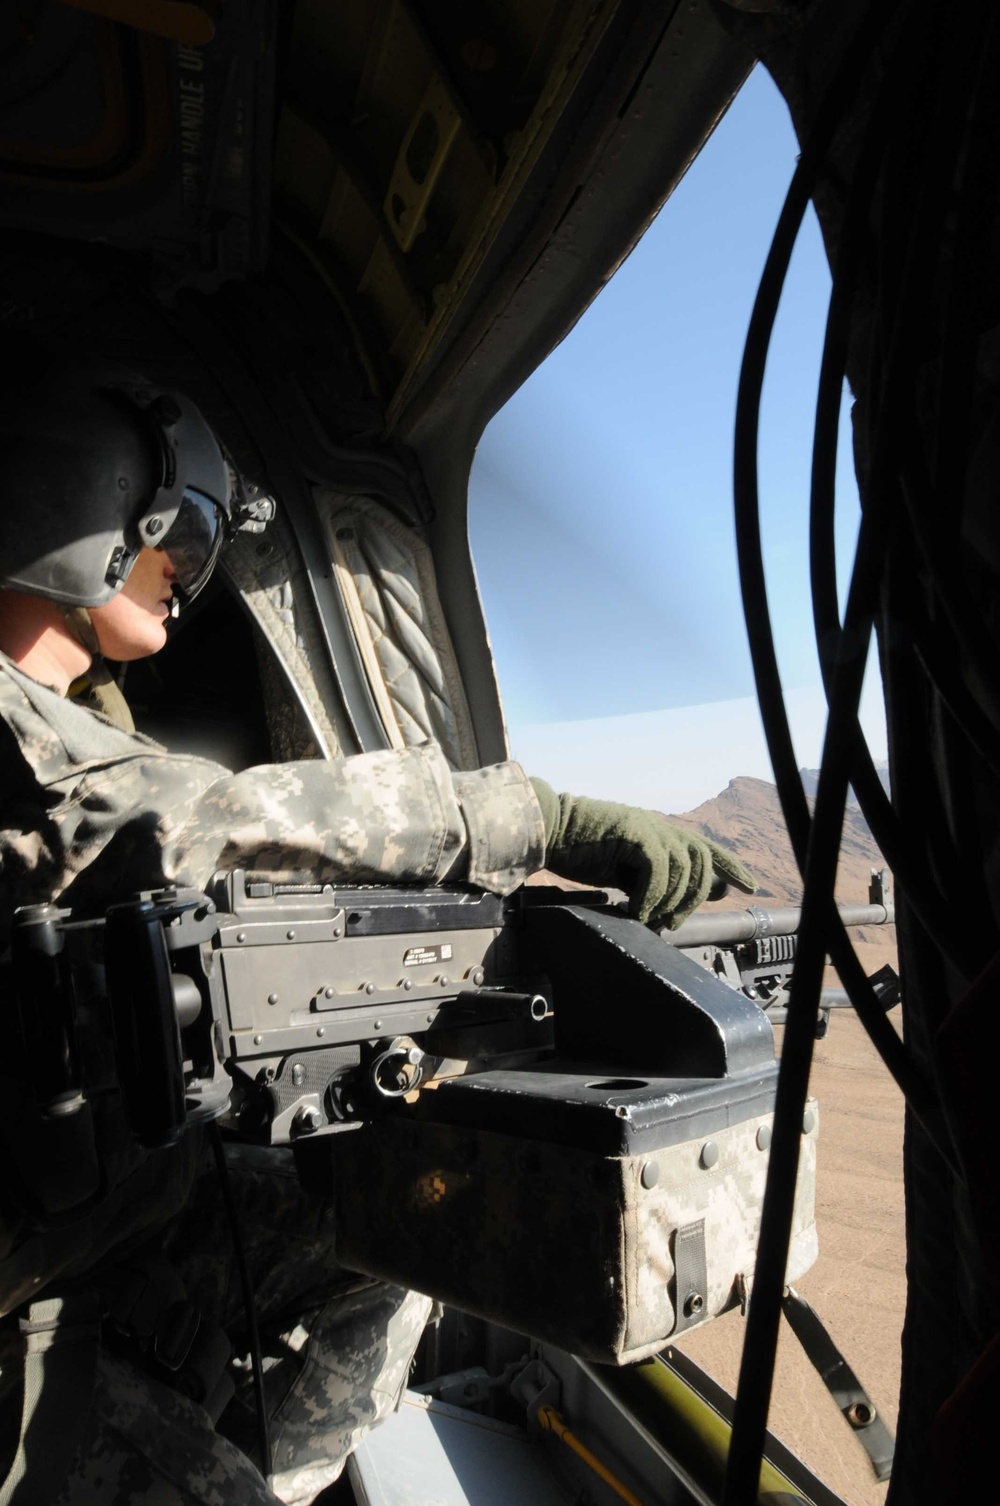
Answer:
xmin=530 ymin=778 xmax=756 ymax=930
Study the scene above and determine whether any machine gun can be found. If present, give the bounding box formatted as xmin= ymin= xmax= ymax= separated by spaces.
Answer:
xmin=4 ymin=871 xmax=893 ymax=1361
xmin=8 ymin=869 xmax=896 ymax=1152
xmin=669 ymin=866 xmax=899 ymax=1036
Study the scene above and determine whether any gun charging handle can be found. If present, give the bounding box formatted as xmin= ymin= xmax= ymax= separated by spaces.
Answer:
xmin=369 ymin=1036 xmax=425 ymax=1099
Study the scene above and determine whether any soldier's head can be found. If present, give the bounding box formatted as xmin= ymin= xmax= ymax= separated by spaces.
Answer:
xmin=0 ymin=344 xmax=233 ymax=673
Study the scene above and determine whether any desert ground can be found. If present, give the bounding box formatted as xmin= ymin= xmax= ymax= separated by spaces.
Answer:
xmin=673 ymin=1009 xmax=906 ymax=1506
xmin=665 ymin=776 xmax=905 ymax=1505
xmin=527 ymin=776 xmax=905 ymax=1502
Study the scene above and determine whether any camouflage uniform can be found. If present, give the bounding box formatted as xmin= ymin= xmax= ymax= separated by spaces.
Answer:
xmin=0 ymin=653 xmax=545 ymax=1503
xmin=47 ymin=1148 xmax=432 ymax=1506
xmin=0 ymin=656 xmax=541 ymax=939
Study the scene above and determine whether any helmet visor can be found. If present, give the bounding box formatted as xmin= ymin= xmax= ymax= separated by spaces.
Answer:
xmin=158 ymin=487 xmax=226 ymax=601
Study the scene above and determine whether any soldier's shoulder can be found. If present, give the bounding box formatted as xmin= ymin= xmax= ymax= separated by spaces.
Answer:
xmin=0 ymin=653 xmax=76 ymax=781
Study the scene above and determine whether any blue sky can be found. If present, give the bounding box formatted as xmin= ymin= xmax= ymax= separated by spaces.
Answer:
xmin=468 ymin=64 xmax=886 ymax=811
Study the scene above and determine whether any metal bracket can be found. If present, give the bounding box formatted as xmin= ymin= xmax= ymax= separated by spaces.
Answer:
xmin=509 ymin=1357 xmax=562 ymax=1433
xmin=782 ymin=1286 xmax=895 ymax=1481
xmin=672 ymin=1219 xmax=709 ymax=1334
xmin=411 ymin=1365 xmax=495 ymax=1409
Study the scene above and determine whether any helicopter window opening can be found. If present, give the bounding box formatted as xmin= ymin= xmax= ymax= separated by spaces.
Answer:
xmin=320 ymin=494 xmax=479 ymax=770
xmin=469 ymin=66 xmax=885 ymax=809
xmin=468 ymin=64 xmax=900 ymax=1506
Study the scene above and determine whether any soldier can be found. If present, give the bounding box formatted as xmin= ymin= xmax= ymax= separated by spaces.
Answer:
xmin=0 ymin=350 xmax=754 ymax=1504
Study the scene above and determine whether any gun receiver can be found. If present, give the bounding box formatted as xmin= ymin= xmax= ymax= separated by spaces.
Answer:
xmin=89 ymin=871 xmax=787 ymax=1148
xmin=9 ymin=871 xmax=894 ymax=1149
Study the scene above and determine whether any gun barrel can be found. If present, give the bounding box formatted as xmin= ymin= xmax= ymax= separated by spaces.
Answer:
xmin=665 ymin=900 xmax=894 ymax=948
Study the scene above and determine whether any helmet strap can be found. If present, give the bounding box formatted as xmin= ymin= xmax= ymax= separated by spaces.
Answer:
xmin=60 ymin=607 xmax=135 ymax=733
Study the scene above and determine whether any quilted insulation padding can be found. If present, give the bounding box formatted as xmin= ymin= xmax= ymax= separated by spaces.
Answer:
xmin=321 ymin=495 xmax=479 ymax=771
xmin=221 ymin=506 xmax=342 ymax=758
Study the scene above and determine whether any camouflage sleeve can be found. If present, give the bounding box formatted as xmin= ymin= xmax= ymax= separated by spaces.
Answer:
xmin=0 ymin=661 xmax=544 ymax=912
xmin=162 ymin=745 xmax=545 ymax=896
xmin=452 ymin=762 xmax=546 ymax=893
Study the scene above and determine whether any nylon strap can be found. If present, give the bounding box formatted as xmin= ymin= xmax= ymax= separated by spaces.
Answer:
xmin=0 ymin=1292 xmax=101 ymax=1506
xmin=0 ymin=1266 xmax=233 ymax=1503
xmin=782 ymin=1286 xmax=895 ymax=1480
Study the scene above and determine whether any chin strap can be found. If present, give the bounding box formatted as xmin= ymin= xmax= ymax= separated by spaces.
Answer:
xmin=61 ymin=607 xmax=135 ymax=734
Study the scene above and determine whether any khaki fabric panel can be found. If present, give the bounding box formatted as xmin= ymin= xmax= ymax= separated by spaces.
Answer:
xmin=319 ymin=494 xmax=479 ymax=771
xmin=620 ymin=1104 xmax=819 ymax=1355
xmin=221 ymin=505 xmax=342 ymax=759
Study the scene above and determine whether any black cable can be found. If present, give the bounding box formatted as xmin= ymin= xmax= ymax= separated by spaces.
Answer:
xmin=730 ymin=0 xmax=975 ymax=1124
xmin=856 ymin=10 xmax=1000 ymax=970
xmin=926 ymin=11 xmax=1000 ymax=540
xmin=899 ymin=457 xmax=1000 ymax=761
xmin=892 ymin=7 xmax=1000 ymax=753
xmin=209 ymin=1123 xmax=274 ymax=1486
xmin=806 ymin=65 xmax=886 ymax=673
xmin=728 ymin=0 xmax=941 ymax=1118
xmin=723 ymin=3 xmax=984 ymax=1499
xmin=775 ymin=0 xmax=983 ymax=1345
xmin=912 ymin=619 xmax=1000 ymax=809
xmin=816 ymin=5 xmax=1000 ymax=965
xmin=803 ymin=10 xmax=975 ymax=980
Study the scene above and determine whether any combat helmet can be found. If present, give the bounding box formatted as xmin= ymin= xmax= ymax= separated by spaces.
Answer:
xmin=0 ymin=345 xmax=233 ymax=609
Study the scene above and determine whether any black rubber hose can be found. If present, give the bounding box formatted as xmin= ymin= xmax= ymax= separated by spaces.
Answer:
xmin=803 ymin=13 xmax=973 ymax=978
xmin=894 ymin=7 xmax=1000 ymax=750
xmin=729 ymin=0 xmax=941 ymax=1114
xmin=723 ymin=2 xmax=981 ymax=1499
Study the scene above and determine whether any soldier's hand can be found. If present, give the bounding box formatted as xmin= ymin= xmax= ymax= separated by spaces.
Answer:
xmin=530 ymin=778 xmax=756 ymax=930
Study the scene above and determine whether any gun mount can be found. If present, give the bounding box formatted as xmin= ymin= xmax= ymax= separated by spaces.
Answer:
xmin=7 ymin=879 xmax=820 ymax=1363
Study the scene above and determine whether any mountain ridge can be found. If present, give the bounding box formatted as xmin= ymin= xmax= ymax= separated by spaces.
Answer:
xmin=667 ymin=774 xmax=897 ymax=978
